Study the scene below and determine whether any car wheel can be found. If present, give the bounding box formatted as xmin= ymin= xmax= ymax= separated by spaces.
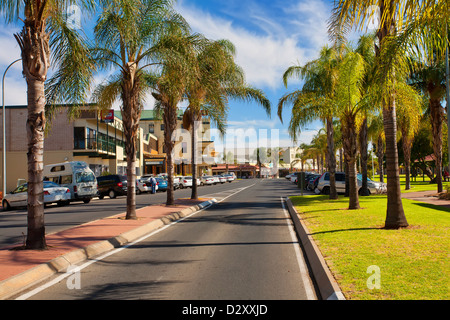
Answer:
xmin=136 ymin=189 xmax=141 ymax=195
xmin=2 ymin=200 xmax=11 ymax=211
xmin=314 ymin=187 xmax=321 ymax=195
xmin=108 ymin=190 xmax=116 ymax=199
xmin=83 ymin=198 xmax=91 ymax=204
xmin=322 ymin=186 xmax=330 ymax=195
xmin=98 ymin=195 xmax=104 ymax=200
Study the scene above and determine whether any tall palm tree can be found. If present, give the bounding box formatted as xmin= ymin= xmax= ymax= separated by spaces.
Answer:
xmin=336 ymin=50 xmax=367 ymax=209
xmin=396 ymin=82 xmax=423 ymax=190
xmin=92 ymin=0 xmax=186 ymax=219
xmin=183 ymin=39 xmax=270 ymax=200
xmin=279 ymin=46 xmax=340 ymax=199
xmin=151 ymin=30 xmax=203 ymax=206
xmin=330 ymin=0 xmax=410 ymax=228
xmin=1 ymin=0 xmax=95 ymax=249
xmin=407 ymin=40 xmax=447 ymax=193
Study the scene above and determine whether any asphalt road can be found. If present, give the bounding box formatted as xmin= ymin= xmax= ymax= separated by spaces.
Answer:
xmin=17 ymin=178 xmax=318 ymax=300
xmin=0 ymin=179 xmax=257 ymax=247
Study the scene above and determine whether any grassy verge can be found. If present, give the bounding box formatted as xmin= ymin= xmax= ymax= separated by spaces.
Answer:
xmin=290 ymin=194 xmax=449 ymax=300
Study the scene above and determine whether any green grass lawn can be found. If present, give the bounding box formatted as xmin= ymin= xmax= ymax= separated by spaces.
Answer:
xmin=373 ymin=174 xmax=447 ymax=193
xmin=290 ymin=194 xmax=449 ymax=300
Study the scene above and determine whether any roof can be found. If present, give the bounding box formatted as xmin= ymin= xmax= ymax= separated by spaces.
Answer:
xmin=115 ymin=109 xmax=184 ymax=121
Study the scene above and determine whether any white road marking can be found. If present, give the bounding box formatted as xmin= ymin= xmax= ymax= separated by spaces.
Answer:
xmin=280 ymin=197 xmax=316 ymax=300
xmin=16 ymin=183 xmax=257 ymax=300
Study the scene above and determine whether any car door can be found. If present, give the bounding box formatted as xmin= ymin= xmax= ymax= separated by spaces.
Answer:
xmin=9 ymin=184 xmax=28 ymax=207
xmin=335 ymin=173 xmax=346 ymax=193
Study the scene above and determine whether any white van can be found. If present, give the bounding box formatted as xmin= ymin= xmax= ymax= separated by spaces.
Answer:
xmin=43 ymin=161 xmax=98 ymax=203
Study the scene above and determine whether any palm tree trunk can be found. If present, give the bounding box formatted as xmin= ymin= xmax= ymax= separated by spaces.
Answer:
xmin=376 ymin=1 xmax=408 ymax=229
xmin=15 ymin=21 xmax=50 ymax=250
xmin=164 ymin=105 xmax=177 ymax=206
xmin=26 ymin=79 xmax=47 ymax=249
xmin=326 ymin=117 xmax=338 ymax=199
xmin=343 ymin=116 xmax=359 ymax=209
xmin=377 ymin=136 xmax=384 ymax=183
xmin=359 ymin=117 xmax=370 ymax=196
xmin=403 ymin=137 xmax=412 ymax=191
xmin=191 ymin=114 xmax=200 ymax=200
xmin=347 ymin=158 xmax=360 ymax=209
xmin=125 ymin=142 xmax=137 ymax=219
xmin=430 ymin=97 xmax=443 ymax=193
xmin=383 ymin=100 xmax=408 ymax=228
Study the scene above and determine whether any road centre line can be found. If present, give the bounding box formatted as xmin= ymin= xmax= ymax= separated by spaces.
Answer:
xmin=16 ymin=183 xmax=257 ymax=300
xmin=280 ymin=197 xmax=316 ymax=300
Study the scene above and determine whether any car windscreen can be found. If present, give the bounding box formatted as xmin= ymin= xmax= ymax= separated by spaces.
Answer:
xmin=76 ymin=172 xmax=96 ymax=183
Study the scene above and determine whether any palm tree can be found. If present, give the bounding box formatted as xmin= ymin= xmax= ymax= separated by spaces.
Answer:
xmin=151 ymin=30 xmax=203 ymax=206
xmin=92 ymin=0 xmax=186 ymax=218
xmin=330 ymin=0 xmax=410 ymax=228
xmin=407 ymin=41 xmax=447 ymax=193
xmin=336 ymin=50 xmax=367 ymax=209
xmin=279 ymin=46 xmax=340 ymax=199
xmin=1 ymin=0 xmax=95 ymax=249
xmin=396 ymin=82 xmax=423 ymax=190
xmin=183 ymin=39 xmax=270 ymax=199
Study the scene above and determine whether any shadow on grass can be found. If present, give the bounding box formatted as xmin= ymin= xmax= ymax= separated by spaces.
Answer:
xmin=410 ymin=202 xmax=450 ymax=213
xmin=309 ymin=227 xmax=383 ymax=236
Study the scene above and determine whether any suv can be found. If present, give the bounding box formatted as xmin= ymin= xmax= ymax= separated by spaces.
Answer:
xmin=316 ymin=172 xmax=387 ymax=195
xmin=97 ymin=175 xmax=128 ymax=199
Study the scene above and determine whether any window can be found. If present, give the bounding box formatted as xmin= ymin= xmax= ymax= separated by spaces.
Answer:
xmin=51 ymin=165 xmax=65 ymax=172
xmin=336 ymin=173 xmax=346 ymax=182
xmin=74 ymin=127 xmax=85 ymax=150
xmin=160 ymin=124 xmax=164 ymax=131
xmin=148 ymin=123 xmax=154 ymax=134
xmin=76 ymin=172 xmax=96 ymax=183
xmin=61 ymin=175 xmax=73 ymax=184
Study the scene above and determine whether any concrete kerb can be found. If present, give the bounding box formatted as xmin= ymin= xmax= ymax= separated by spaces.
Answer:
xmin=0 ymin=198 xmax=217 ymax=300
xmin=285 ymin=197 xmax=346 ymax=301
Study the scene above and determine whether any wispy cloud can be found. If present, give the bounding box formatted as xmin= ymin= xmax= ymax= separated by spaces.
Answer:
xmin=175 ymin=1 xmax=330 ymax=90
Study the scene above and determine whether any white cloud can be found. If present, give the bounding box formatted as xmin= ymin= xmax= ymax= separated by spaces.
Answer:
xmin=176 ymin=2 xmax=313 ymax=90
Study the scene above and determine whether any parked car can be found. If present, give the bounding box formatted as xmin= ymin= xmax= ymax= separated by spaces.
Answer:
xmin=290 ymin=172 xmax=300 ymax=183
xmin=97 ymin=175 xmax=128 ymax=199
xmin=218 ymin=175 xmax=227 ymax=183
xmin=307 ymin=174 xmax=321 ymax=191
xmin=285 ymin=174 xmax=292 ymax=180
xmin=136 ymin=178 xmax=150 ymax=194
xmin=200 ymin=176 xmax=215 ymax=186
xmin=172 ymin=176 xmax=181 ymax=190
xmin=155 ymin=178 xmax=168 ymax=192
xmin=3 ymin=181 xmax=71 ymax=210
xmin=179 ymin=176 xmax=200 ymax=188
xmin=44 ymin=161 xmax=97 ymax=204
xmin=212 ymin=175 xmax=221 ymax=184
xmin=316 ymin=172 xmax=387 ymax=195
xmin=222 ymin=173 xmax=235 ymax=182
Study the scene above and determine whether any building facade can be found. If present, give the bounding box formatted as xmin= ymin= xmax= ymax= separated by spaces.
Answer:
xmin=0 ymin=105 xmax=216 ymax=193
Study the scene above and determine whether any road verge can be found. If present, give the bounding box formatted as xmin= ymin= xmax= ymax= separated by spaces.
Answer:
xmin=285 ymin=197 xmax=345 ymax=300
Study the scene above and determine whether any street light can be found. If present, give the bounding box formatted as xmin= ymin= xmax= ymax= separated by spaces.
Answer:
xmin=2 ymin=58 xmax=22 ymax=196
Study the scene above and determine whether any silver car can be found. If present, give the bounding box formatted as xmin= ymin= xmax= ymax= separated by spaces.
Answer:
xmin=3 ymin=181 xmax=71 ymax=210
xmin=316 ymin=172 xmax=387 ymax=195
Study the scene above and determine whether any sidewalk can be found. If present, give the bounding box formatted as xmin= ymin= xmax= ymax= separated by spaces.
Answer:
xmin=0 ymin=198 xmax=216 ymax=300
xmin=401 ymin=190 xmax=450 ymax=208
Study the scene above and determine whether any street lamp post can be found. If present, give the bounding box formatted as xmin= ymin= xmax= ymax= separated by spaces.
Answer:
xmin=2 ymin=58 xmax=22 ymax=196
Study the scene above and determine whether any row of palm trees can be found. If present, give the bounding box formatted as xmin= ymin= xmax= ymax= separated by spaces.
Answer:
xmin=2 ymin=0 xmax=271 ymax=250
xmin=280 ymin=0 xmax=449 ymax=230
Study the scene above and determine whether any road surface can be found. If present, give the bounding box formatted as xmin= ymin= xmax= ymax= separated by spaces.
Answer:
xmin=16 ymin=179 xmax=318 ymax=301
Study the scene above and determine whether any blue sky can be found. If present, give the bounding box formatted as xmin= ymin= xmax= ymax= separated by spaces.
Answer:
xmin=0 ymin=0 xmax=334 ymax=149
